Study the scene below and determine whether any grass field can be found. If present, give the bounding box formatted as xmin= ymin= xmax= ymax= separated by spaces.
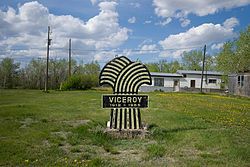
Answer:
xmin=0 ymin=89 xmax=249 ymax=166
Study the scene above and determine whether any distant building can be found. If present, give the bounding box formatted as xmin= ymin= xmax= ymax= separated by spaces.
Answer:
xmin=228 ymin=72 xmax=250 ymax=97
xmin=140 ymin=72 xmax=183 ymax=92
xmin=140 ymin=70 xmax=223 ymax=92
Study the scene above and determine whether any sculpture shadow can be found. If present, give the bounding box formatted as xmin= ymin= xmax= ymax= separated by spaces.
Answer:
xmin=148 ymin=124 xmax=207 ymax=141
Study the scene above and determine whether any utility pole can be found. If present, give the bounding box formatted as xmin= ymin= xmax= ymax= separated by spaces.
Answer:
xmin=68 ymin=38 xmax=71 ymax=78
xmin=200 ymin=44 xmax=206 ymax=93
xmin=45 ymin=26 xmax=51 ymax=92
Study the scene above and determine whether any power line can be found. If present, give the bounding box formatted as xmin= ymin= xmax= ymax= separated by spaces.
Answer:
xmin=0 ymin=45 xmax=205 ymax=67
xmin=0 ymin=45 xmax=203 ymax=52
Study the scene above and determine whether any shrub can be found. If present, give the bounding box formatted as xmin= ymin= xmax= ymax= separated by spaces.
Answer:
xmin=60 ymin=74 xmax=98 ymax=90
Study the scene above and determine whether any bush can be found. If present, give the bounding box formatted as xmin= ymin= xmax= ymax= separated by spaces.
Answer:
xmin=60 ymin=74 xmax=98 ymax=90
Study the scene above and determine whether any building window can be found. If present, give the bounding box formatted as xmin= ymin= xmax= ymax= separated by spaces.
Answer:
xmin=208 ymin=79 xmax=217 ymax=84
xmin=154 ymin=78 xmax=164 ymax=87
xmin=238 ymin=75 xmax=244 ymax=87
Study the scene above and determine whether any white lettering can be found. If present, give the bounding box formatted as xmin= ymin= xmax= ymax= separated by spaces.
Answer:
xmin=109 ymin=97 xmax=114 ymax=103
xmin=137 ymin=97 xmax=142 ymax=103
xmin=117 ymin=97 xmax=121 ymax=103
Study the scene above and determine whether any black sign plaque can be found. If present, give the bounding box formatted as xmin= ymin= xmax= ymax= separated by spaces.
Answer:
xmin=103 ymin=95 xmax=149 ymax=108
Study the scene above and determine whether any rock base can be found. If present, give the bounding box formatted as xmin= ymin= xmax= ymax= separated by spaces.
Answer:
xmin=104 ymin=129 xmax=149 ymax=139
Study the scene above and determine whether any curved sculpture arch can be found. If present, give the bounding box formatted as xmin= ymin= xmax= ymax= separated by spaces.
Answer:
xmin=99 ymin=56 xmax=152 ymax=130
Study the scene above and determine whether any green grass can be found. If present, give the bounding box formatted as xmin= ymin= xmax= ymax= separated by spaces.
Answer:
xmin=0 ymin=89 xmax=249 ymax=166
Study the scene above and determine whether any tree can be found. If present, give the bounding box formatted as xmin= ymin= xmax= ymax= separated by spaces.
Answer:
xmin=145 ymin=60 xmax=171 ymax=73
xmin=24 ymin=58 xmax=46 ymax=89
xmin=181 ymin=50 xmax=203 ymax=70
xmin=0 ymin=58 xmax=20 ymax=88
xmin=20 ymin=58 xmax=77 ymax=89
xmin=216 ymin=42 xmax=236 ymax=74
xmin=49 ymin=59 xmax=71 ymax=89
xmin=205 ymin=55 xmax=216 ymax=71
xmin=235 ymin=26 xmax=250 ymax=72
xmin=145 ymin=60 xmax=183 ymax=73
xmin=61 ymin=61 xmax=100 ymax=90
xmin=82 ymin=61 xmax=100 ymax=75
xmin=158 ymin=60 xmax=170 ymax=72
xmin=145 ymin=63 xmax=160 ymax=72
xmin=168 ymin=60 xmax=183 ymax=73
xmin=216 ymin=26 xmax=250 ymax=73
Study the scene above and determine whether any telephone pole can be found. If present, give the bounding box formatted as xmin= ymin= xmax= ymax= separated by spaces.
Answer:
xmin=68 ymin=38 xmax=72 ymax=78
xmin=45 ymin=26 xmax=51 ymax=92
xmin=200 ymin=44 xmax=206 ymax=93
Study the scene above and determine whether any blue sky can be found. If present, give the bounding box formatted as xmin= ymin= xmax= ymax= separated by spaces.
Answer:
xmin=0 ymin=0 xmax=250 ymax=66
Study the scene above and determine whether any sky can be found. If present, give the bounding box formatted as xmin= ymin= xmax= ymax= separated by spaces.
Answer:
xmin=0 ymin=0 xmax=250 ymax=67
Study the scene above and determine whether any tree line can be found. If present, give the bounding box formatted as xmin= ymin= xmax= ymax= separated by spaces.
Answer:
xmin=0 ymin=58 xmax=100 ymax=90
xmin=144 ymin=50 xmax=216 ymax=73
xmin=0 ymin=26 xmax=249 ymax=90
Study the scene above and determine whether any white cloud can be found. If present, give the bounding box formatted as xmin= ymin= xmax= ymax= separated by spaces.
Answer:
xmin=223 ymin=17 xmax=239 ymax=29
xmin=141 ymin=43 xmax=156 ymax=49
xmin=159 ymin=18 xmax=238 ymax=57
xmin=94 ymin=50 xmax=117 ymax=62
xmin=90 ymin=0 xmax=118 ymax=5
xmin=159 ymin=49 xmax=187 ymax=58
xmin=136 ymin=39 xmax=159 ymax=55
xmin=180 ymin=18 xmax=191 ymax=27
xmin=155 ymin=17 xmax=172 ymax=26
xmin=0 ymin=1 xmax=130 ymax=62
xmin=130 ymin=2 xmax=141 ymax=8
xmin=128 ymin=16 xmax=136 ymax=24
xmin=211 ymin=43 xmax=224 ymax=50
xmin=90 ymin=0 xmax=98 ymax=5
xmin=144 ymin=20 xmax=152 ymax=24
xmin=139 ymin=39 xmax=154 ymax=45
xmin=153 ymin=0 xmax=250 ymax=26
xmin=139 ymin=44 xmax=158 ymax=54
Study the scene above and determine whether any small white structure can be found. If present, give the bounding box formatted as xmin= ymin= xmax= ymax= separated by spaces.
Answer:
xmin=140 ymin=70 xmax=223 ymax=92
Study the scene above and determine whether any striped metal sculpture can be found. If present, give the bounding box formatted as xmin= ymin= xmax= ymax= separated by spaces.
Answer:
xmin=99 ymin=56 xmax=152 ymax=130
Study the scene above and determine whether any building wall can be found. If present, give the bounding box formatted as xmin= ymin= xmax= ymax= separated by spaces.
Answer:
xmin=242 ymin=74 xmax=250 ymax=97
xmin=141 ymin=76 xmax=180 ymax=92
xmin=229 ymin=73 xmax=250 ymax=97
xmin=181 ymin=74 xmax=222 ymax=89
xmin=140 ymin=74 xmax=222 ymax=92
xmin=149 ymin=76 xmax=181 ymax=87
xmin=164 ymin=78 xmax=177 ymax=87
xmin=140 ymin=86 xmax=173 ymax=92
xmin=228 ymin=75 xmax=237 ymax=94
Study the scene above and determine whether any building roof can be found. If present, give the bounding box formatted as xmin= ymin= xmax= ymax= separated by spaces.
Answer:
xmin=149 ymin=70 xmax=223 ymax=78
xmin=150 ymin=72 xmax=183 ymax=77
xmin=229 ymin=72 xmax=250 ymax=77
xmin=176 ymin=70 xmax=222 ymax=76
